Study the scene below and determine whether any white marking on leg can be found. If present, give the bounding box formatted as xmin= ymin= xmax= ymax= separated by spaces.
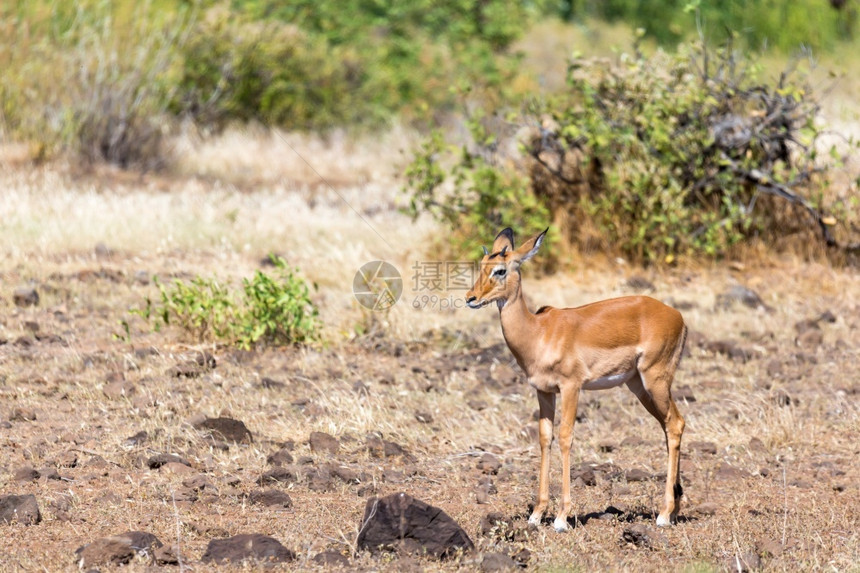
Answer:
xmin=553 ymin=516 xmax=570 ymax=532
xmin=528 ymin=513 xmax=541 ymax=527
xmin=656 ymin=514 xmax=672 ymax=527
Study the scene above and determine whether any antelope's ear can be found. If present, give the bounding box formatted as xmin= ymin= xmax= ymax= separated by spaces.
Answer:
xmin=492 ymin=228 xmax=515 ymax=253
xmin=482 ymin=246 xmax=489 ymax=256
xmin=514 ymin=228 xmax=548 ymax=265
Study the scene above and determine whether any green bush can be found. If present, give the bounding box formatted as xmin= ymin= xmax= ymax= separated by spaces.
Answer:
xmin=139 ymin=257 xmax=320 ymax=348
xmin=0 ymin=1 xmax=188 ymax=168
xmin=406 ymin=40 xmax=854 ymax=264
xmin=582 ymin=0 xmax=857 ymax=52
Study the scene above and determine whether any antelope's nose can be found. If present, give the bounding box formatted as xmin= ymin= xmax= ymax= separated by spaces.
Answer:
xmin=465 ymin=295 xmax=477 ymax=306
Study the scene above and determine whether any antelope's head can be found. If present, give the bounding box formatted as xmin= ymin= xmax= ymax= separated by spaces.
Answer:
xmin=465 ymin=227 xmax=547 ymax=309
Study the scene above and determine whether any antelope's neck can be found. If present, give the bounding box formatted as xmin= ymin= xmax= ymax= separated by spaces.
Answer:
xmin=499 ymin=278 xmax=538 ymax=369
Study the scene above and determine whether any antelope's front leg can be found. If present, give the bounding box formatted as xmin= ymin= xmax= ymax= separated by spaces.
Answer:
xmin=529 ymin=390 xmax=555 ymax=527
xmin=553 ymin=385 xmax=580 ymax=532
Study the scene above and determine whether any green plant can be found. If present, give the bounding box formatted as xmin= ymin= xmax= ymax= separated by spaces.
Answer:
xmin=137 ymin=257 xmax=320 ymax=348
xmin=406 ymin=39 xmax=857 ymax=264
xmin=0 ymin=0 xmax=189 ymax=168
xmin=235 ymin=258 xmax=320 ymax=348
xmin=404 ymin=118 xmax=553 ymax=265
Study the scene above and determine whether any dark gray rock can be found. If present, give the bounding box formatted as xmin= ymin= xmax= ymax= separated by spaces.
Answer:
xmin=201 ymin=534 xmax=295 ymax=564
xmin=356 ymin=492 xmax=474 ymax=559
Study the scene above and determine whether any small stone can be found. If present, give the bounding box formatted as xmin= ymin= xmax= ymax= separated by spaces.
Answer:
xmin=10 ymin=408 xmax=36 ymax=422
xmin=716 ymin=285 xmax=769 ymax=311
xmin=125 ymin=431 xmax=148 ymax=447
xmin=689 ymin=441 xmax=718 ymax=455
xmin=103 ymin=379 xmax=135 ymax=400
xmin=75 ymin=531 xmax=162 ymax=567
xmin=261 ymin=466 xmax=299 ymax=484
xmin=725 ymin=552 xmax=761 ymax=572
xmin=13 ymin=467 xmax=39 ymax=482
xmin=13 ymin=287 xmax=39 ymax=307
xmin=183 ymin=474 xmax=217 ymax=493
xmin=147 ymin=454 xmax=191 ymax=469
xmin=94 ymin=242 xmax=113 ymax=258
xmin=56 ymin=451 xmax=78 ymax=468
xmin=673 ymin=384 xmax=697 ymax=402
xmin=312 ymin=551 xmax=350 ymax=567
xmin=625 ymin=276 xmax=655 ymax=291
xmin=796 ymin=328 xmax=823 ymax=347
xmin=598 ymin=440 xmax=616 ymax=453
xmin=621 ymin=523 xmax=666 ymax=548
xmin=415 ymin=411 xmax=433 ymax=424
xmin=714 ymin=462 xmax=748 ymax=480
xmin=468 ymin=400 xmax=488 ymax=411
xmin=691 ymin=502 xmax=719 ymax=516
xmin=476 ymin=453 xmax=502 ymax=475
xmin=195 ymin=417 xmax=252 ymax=443
xmin=0 ymin=494 xmax=41 ymax=525
xmin=201 ymin=534 xmax=295 ymax=564
xmin=249 ymin=489 xmax=293 ymax=508
xmin=267 ymin=447 xmax=294 ymax=466
xmin=309 ymin=431 xmax=340 ymax=455
xmin=625 ymin=468 xmax=651 ymax=482
xmin=481 ymin=552 xmax=517 ymax=572
xmin=756 ymin=537 xmax=784 ymax=558
xmin=154 ymin=544 xmax=180 ymax=565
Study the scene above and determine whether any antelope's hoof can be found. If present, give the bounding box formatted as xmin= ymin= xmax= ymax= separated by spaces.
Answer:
xmin=655 ymin=514 xmax=674 ymax=527
xmin=527 ymin=513 xmax=542 ymax=528
xmin=553 ymin=516 xmax=570 ymax=532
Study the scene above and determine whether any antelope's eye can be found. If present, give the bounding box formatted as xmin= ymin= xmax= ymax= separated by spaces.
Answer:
xmin=492 ymin=267 xmax=507 ymax=278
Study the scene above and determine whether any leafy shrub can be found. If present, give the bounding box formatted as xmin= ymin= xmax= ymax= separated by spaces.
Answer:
xmin=0 ymin=1 xmax=188 ymax=168
xmin=139 ymin=257 xmax=320 ymax=348
xmin=406 ymin=39 xmax=857 ymax=264
xmin=404 ymin=122 xmax=554 ymax=266
xmin=582 ymin=0 xmax=857 ymax=52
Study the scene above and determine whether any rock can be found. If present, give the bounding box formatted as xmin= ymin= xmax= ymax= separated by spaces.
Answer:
xmin=261 ymin=466 xmax=300 ymax=484
xmin=13 ymin=466 xmax=39 ymax=482
xmin=689 ymin=441 xmax=718 ymax=455
xmin=309 ymin=431 xmax=340 ymax=455
xmin=56 ymin=451 xmax=78 ymax=468
xmin=480 ymin=512 xmax=515 ymax=540
xmin=267 ymin=447 xmax=294 ymax=466
xmin=94 ymin=242 xmax=113 ymax=258
xmin=621 ymin=524 xmax=665 ymax=549
xmin=714 ymin=462 xmax=748 ymax=480
xmin=725 ymin=551 xmax=762 ymax=572
xmin=598 ymin=440 xmax=616 ymax=453
xmin=703 ymin=340 xmax=753 ymax=362
xmin=476 ymin=453 xmax=501 ymax=475
xmin=201 ymin=534 xmax=296 ymax=564
xmin=312 ymin=551 xmax=350 ymax=567
xmin=154 ymin=544 xmax=181 ymax=565
xmin=9 ymin=407 xmax=36 ymax=422
xmin=76 ymin=531 xmax=162 ymax=568
xmin=167 ymin=352 xmax=216 ymax=378
xmin=125 ymin=430 xmax=148 ymax=447
xmin=195 ymin=417 xmax=253 ymax=443
xmin=249 ymin=489 xmax=293 ymax=508
xmin=625 ymin=468 xmax=652 ymax=482
xmin=13 ymin=287 xmax=39 ymax=307
xmin=329 ymin=464 xmax=361 ymax=485
xmin=691 ymin=502 xmax=719 ymax=516
xmin=716 ymin=285 xmax=769 ymax=311
xmin=673 ymin=384 xmax=697 ymax=402
xmin=468 ymin=400 xmax=488 ymax=411
xmin=38 ymin=467 xmax=61 ymax=481
xmin=0 ymin=494 xmax=41 ymax=525
xmin=308 ymin=468 xmax=334 ymax=492
xmin=572 ymin=465 xmax=597 ymax=486
xmin=103 ymin=379 xmax=135 ymax=399
xmin=415 ymin=411 xmax=433 ymax=424
xmin=183 ymin=474 xmax=217 ymax=493
xmin=481 ymin=552 xmax=518 ymax=572
xmin=356 ymin=492 xmax=475 ymax=559
xmin=146 ymin=454 xmax=191 ymax=469
xmin=796 ymin=328 xmax=823 ymax=347
xmin=625 ymin=276 xmax=655 ymax=291
xmin=756 ymin=537 xmax=784 ymax=558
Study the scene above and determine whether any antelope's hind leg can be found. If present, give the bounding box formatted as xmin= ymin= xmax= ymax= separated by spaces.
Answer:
xmin=627 ymin=373 xmax=685 ymax=526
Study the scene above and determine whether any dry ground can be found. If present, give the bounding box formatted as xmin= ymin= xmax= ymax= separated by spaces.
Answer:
xmin=0 ymin=129 xmax=858 ymax=572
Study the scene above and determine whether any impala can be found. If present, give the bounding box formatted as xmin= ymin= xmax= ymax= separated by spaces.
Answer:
xmin=465 ymin=228 xmax=688 ymax=531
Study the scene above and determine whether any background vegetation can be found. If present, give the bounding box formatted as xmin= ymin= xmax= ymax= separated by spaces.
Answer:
xmin=1 ymin=0 xmax=857 ymax=265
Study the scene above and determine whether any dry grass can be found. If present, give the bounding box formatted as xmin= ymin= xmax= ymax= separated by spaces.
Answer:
xmin=1 ymin=127 xmax=859 ymax=571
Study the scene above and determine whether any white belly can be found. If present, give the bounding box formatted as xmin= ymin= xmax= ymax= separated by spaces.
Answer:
xmin=582 ymin=370 xmax=637 ymax=391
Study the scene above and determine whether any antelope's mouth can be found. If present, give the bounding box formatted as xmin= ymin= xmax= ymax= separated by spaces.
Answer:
xmin=465 ymin=296 xmax=487 ymax=309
